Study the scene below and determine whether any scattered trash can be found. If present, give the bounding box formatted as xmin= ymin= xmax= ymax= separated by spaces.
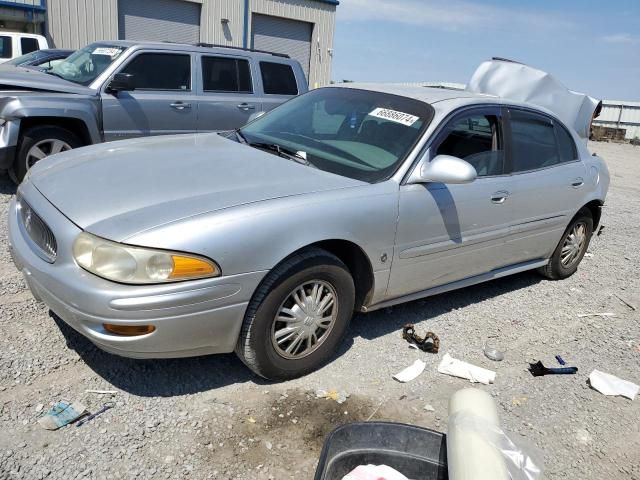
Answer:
xmin=398 ymin=394 xmax=407 ymax=401
xmin=407 ymin=344 xmax=419 ymax=350
xmin=76 ymin=403 xmax=114 ymax=427
xmin=512 ymin=397 xmax=528 ymax=406
xmin=577 ymin=312 xmax=616 ymax=318
xmin=393 ymin=359 xmax=426 ymax=383
xmin=528 ymin=361 xmax=578 ymax=377
xmin=423 ymin=404 xmax=435 ymax=412
xmin=401 ymin=325 xmax=440 ymax=353
xmin=316 ymin=389 xmax=350 ymax=404
xmin=555 ymin=355 xmax=566 ymax=366
xmin=437 ymin=353 xmax=495 ymax=385
xmin=483 ymin=341 xmax=505 ymax=362
xmin=584 ymin=252 xmax=593 ymax=258
xmin=84 ymin=389 xmax=117 ymax=395
xmin=597 ymin=225 xmax=605 ymax=236
xmin=38 ymin=401 xmax=87 ymax=430
xmin=34 ymin=403 xmax=44 ymax=413
xmin=614 ymin=293 xmax=637 ymax=311
xmin=342 ymin=464 xmax=409 ymax=480
xmin=588 ymin=370 xmax=639 ymax=400
xmin=247 ymin=417 xmax=256 ymax=424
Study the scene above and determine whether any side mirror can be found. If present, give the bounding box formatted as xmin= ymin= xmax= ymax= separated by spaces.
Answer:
xmin=107 ymin=73 xmax=135 ymax=93
xmin=408 ymin=154 xmax=477 ymax=185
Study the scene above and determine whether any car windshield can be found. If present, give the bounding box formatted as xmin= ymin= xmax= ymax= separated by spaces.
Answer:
xmin=7 ymin=51 xmax=43 ymax=66
xmin=240 ymin=88 xmax=434 ymax=183
xmin=49 ymin=43 xmax=127 ymax=86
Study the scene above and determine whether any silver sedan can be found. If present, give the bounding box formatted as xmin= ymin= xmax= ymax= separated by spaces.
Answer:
xmin=8 ymin=79 xmax=609 ymax=379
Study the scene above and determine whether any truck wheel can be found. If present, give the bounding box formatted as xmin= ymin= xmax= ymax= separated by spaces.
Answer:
xmin=235 ymin=247 xmax=355 ymax=380
xmin=12 ymin=126 xmax=82 ymax=183
xmin=538 ymin=208 xmax=593 ymax=280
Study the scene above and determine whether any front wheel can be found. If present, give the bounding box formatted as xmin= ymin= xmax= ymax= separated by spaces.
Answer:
xmin=11 ymin=126 xmax=82 ymax=183
xmin=235 ymin=248 xmax=355 ymax=380
xmin=538 ymin=208 xmax=593 ymax=280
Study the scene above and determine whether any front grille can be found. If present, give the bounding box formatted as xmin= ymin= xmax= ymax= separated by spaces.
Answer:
xmin=19 ymin=198 xmax=57 ymax=262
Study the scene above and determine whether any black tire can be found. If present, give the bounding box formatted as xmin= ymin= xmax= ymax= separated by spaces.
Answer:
xmin=12 ymin=126 xmax=82 ymax=183
xmin=538 ymin=208 xmax=593 ymax=280
xmin=235 ymin=247 xmax=355 ymax=380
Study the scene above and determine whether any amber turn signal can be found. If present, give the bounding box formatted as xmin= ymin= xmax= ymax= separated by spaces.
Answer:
xmin=169 ymin=255 xmax=217 ymax=279
xmin=103 ymin=324 xmax=156 ymax=336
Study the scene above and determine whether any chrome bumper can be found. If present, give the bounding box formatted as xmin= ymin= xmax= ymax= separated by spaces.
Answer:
xmin=8 ymin=182 xmax=267 ymax=359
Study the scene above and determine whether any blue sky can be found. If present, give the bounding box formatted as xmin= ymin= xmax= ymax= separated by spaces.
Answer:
xmin=332 ymin=0 xmax=640 ymax=100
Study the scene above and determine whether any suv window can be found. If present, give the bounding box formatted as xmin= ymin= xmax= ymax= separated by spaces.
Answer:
xmin=202 ymin=56 xmax=252 ymax=93
xmin=556 ymin=123 xmax=578 ymax=163
xmin=260 ymin=62 xmax=298 ymax=95
xmin=435 ymin=112 xmax=504 ymax=177
xmin=0 ymin=36 xmax=12 ymax=59
xmin=20 ymin=37 xmax=39 ymax=55
xmin=122 ymin=53 xmax=191 ymax=91
xmin=510 ymin=110 xmax=560 ymax=172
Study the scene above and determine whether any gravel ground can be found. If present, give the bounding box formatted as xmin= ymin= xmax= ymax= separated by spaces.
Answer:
xmin=0 ymin=141 xmax=639 ymax=480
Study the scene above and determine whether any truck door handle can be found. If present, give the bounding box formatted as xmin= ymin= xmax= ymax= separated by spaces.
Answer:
xmin=571 ymin=178 xmax=584 ymax=188
xmin=491 ymin=191 xmax=510 ymax=204
xmin=170 ymin=102 xmax=191 ymax=110
xmin=237 ymin=103 xmax=256 ymax=110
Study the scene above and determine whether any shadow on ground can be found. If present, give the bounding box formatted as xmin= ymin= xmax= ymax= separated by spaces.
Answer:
xmin=52 ymin=271 xmax=541 ymax=397
xmin=0 ymin=172 xmax=17 ymax=195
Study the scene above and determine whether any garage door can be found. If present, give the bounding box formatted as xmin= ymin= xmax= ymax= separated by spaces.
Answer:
xmin=251 ymin=14 xmax=312 ymax=83
xmin=118 ymin=0 xmax=201 ymax=44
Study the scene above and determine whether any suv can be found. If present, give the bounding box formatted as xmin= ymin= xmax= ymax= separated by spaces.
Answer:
xmin=0 ymin=40 xmax=307 ymax=182
xmin=0 ymin=33 xmax=48 ymax=64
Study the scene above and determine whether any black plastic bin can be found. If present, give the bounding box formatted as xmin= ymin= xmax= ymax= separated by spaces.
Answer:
xmin=314 ymin=422 xmax=448 ymax=480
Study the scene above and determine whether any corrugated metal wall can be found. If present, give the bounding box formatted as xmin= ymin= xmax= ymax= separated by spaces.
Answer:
xmin=46 ymin=0 xmax=336 ymax=86
xmin=593 ymin=101 xmax=640 ymax=140
xmin=46 ymin=0 xmax=118 ymax=48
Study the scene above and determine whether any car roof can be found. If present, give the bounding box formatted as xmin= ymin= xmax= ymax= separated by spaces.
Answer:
xmin=330 ymin=82 xmax=563 ymax=121
xmin=89 ymin=40 xmax=296 ymax=62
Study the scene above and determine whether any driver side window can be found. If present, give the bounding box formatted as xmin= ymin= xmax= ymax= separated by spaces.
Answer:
xmin=435 ymin=111 xmax=504 ymax=177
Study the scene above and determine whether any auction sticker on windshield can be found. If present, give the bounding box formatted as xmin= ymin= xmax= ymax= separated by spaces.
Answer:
xmin=368 ymin=108 xmax=420 ymax=127
xmin=93 ymin=47 xmax=122 ymax=58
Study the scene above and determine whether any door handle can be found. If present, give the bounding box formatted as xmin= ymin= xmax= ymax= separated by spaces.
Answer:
xmin=571 ymin=178 xmax=584 ymax=188
xmin=491 ymin=190 xmax=510 ymax=204
xmin=170 ymin=102 xmax=192 ymax=110
xmin=237 ymin=103 xmax=256 ymax=111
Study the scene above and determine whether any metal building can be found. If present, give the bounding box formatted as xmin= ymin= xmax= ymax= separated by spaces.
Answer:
xmin=592 ymin=100 xmax=640 ymax=141
xmin=44 ymin=0 xmax=338 ymax=87
xmin=0 ymin=0 xmax=46 ymax=33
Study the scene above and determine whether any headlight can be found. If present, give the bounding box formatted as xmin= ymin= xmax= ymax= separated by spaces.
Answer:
xmin=72 ymin=232 xmax=220 ymax=284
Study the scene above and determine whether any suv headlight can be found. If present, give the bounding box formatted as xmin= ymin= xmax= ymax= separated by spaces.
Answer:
xmin=72 ymin=232 xmax=220 ymax=284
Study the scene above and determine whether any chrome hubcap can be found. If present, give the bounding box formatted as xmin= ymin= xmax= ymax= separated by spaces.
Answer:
xmin=561 ymin=222 xmax=587 ymax=266
xmin=271 ymin=280 xmax=338 ymax=359
xmin=26 ymin=139 xmax=72 ymax=169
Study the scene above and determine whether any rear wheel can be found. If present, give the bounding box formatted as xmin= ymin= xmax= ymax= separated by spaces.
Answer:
xmin=235 ymin=248 xmax=355 ymax=380
xmin=538 ymin=208 xmax=593 ymax=280
xmin=11 ymin=126 xmax=81 ymax=183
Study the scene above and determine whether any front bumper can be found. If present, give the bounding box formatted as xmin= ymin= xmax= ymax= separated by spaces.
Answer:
xmin=8 ymin=181 xmax=267 ymax=359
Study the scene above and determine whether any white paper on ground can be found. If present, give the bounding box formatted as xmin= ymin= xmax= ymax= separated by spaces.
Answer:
xmin=393 ymin=359 xmax=426 ymax=382
xmin=342 ymin=464 xmax=409 ymax=480
xmin=438 ymin=353 xmax=496 ymax=385
xmin=589 ymin=369 xmax=639 ymax=400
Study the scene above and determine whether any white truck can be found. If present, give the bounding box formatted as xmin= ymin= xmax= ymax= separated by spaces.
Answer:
xmin=0 ymin=32 xmax=48 ymax=64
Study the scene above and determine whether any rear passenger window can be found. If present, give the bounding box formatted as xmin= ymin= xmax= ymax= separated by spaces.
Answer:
xmin=202 ymin=56 xmax=252 ymax=93
xmin=435 ymin=113 xmax=504 ymax=177
xmin=121 ymin=53 xmax=191 ymax=91
xmin=510 ymin=111 xmax=560 ymax=172
xmin=260 ymin=62 xmax=298 ymax=95
xmin=20 ymin=37 xmax=39 ymax=55
xmin=0 ymin=36 xmax=12 ymax=59
xmin=556 ymin=124 xmax=578 ymax=162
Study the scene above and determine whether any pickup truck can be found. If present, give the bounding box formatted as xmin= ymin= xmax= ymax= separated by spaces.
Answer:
xmin=0 ymin=32 xmax=48 ymax=64
xmin=0 ymin=40 xmax=308 ymax=182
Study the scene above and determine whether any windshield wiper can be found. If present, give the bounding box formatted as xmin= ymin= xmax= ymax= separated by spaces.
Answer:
xmin=45 ymin=70 xmax=65 ymax=80
xmin=235 ymin=129 xmax=248 ymax=144
xmin=248 ymin=141 xmax=314 ymax=167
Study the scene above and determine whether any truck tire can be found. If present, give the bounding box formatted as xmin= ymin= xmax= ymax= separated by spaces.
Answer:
xmin=235 ymin=247 xmax=355 ymax=380
xmin=12 ymin=126 xmax=82 ymax=183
